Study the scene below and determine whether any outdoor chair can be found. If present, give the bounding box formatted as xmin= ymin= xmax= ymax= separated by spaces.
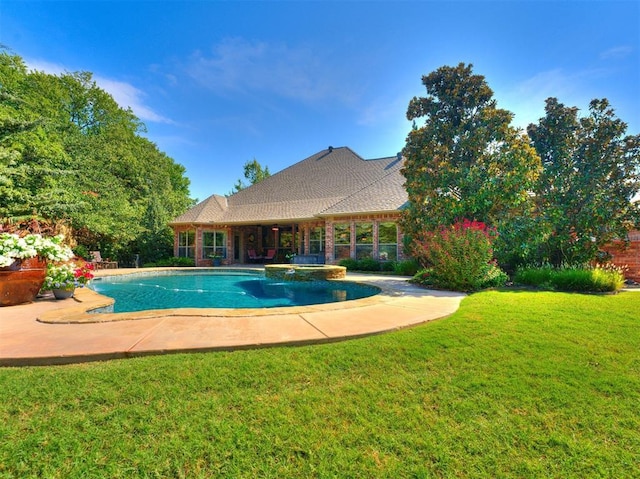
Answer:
xmin=90 ymin=251 xmax=118 ymax=269
xmin=247 ymin=249 xmax=263 ymax=263
xmin=263 ymin=249 xmax=276 ymax=262
xmin=90 ymin=251 xmax=105 ymax=269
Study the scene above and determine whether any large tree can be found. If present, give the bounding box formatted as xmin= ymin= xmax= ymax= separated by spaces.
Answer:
xmin=528 ymin=98 xmax=640 ymax=265
xmin=400 ymin=63 xmax=541 ymax=262
xmin=0 ymin=50 xmax=193 ymax=262
xmin=231 ymin=158 xmax=271 ymax=193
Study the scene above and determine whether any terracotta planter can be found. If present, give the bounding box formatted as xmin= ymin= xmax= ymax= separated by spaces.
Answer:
xmin=0 ymin=257 xmax=47 ymax=307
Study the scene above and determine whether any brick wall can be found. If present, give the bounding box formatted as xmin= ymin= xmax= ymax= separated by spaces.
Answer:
xmin=601 ymin=230 xmax=640 ymax=282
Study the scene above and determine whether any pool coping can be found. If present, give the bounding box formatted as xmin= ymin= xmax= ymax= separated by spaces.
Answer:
xmin=1 ymin=267 xmax=466 ymax=367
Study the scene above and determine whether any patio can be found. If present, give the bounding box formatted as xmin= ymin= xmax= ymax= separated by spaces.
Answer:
xmin=0 ymin=271 xmax=465 ymax=366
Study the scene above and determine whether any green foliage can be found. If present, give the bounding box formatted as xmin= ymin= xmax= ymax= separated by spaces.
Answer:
xmin=355 ymin=258 xmax=381 ymax=271
xmin=143 ymin=256 xmax=195 ymax=267
xmin=338 ymin=258 xmax=394 ymax=272
xmin=527 ymin=98 xmax=640 ymax=266
xmin=393 ymin=259 xmax=420 ymax=276
xmin=72 ymin=244 xmax=89 ymax=260
xmin=231 ymin=158 xmax=271 ymax=193
xmin=379 ymin=260 xmax=396 ymax=272
xmin=514 ymin=264 xmax=626 ymax=292
xmin=400 ymin=63 xmax=541 ymax=251
xmin=337 ymin=258 xmax=359 ymax=270
xmin=411 ymin=219 xmax=507 ymax=292
xmin=0 ymin=49 xmax=194 ymax=263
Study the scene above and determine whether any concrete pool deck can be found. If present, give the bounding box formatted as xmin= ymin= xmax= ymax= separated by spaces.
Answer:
xmin=0 ymin=268 xmax=465 ymax=367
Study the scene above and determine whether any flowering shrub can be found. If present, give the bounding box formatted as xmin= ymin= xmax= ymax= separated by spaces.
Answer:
xmin=0 ymin=233 xmax=74 ymax=268
xmin=42 ymin=261 xmax=95 ymax=291
xmin=74 ymin=262 xmax=95 ymax=285
xmin=411 ymin=219 xmax=506 ymax=292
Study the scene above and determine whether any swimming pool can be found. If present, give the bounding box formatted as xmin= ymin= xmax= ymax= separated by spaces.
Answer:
xmin=90 ymin=270 xmax=380 ymax=312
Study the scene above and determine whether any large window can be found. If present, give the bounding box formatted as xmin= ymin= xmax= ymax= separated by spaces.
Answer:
xmin=202 ymin=231 xmax=227 ymax=259
xmin=178 ymin=231 xmax=195 ymax=258
xmin=355 ymin=223 xmax=373 ymax=259
xmin=333 ymin=223 xmax=351 ymax=260
xmin=378 ymin=222 xmax=398 ymax=261
xmin=309 ymin=227 xmax=324 ymax=255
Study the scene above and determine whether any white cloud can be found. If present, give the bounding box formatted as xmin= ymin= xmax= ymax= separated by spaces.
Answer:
xmin=24 ymin=58 xmax=173 ymax=124
xmin=185 ymin=38 xmax=357 ymax=105
xmin=600 ymin=45 xmax=634 ymax=60
xmin=94 ymin=76 xmax=174 ymax=124
xmin=26 ymin=59 xmax=66 ymax=75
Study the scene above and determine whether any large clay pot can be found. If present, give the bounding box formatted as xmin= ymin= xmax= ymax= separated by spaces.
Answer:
xmin=0 ymin=257 xmax=47 ymax=307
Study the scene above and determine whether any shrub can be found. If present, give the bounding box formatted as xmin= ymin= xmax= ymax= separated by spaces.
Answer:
xmin=394 ymin=259 xmax=420 ymax=276
xmin=72 ymin=244 xmax=90 ymax=261
xmin=481 ymin=264 xmax=509 ymax=289
xmin=357 ymin=258 xmax=381 ymax=272
xmin=412 ymin=219 xmax=506 ymax=292
xmin=514 ymin=264 xmax=625 ymax=292
xmin=412 ymin=264 xmax=508 ymax=290
xmin=338 ymin=258 xmax=359 ymax=271
xmin=144 ymin=257 xmax=195 ymax=267
xmin=380 ymin=260 xmax=396 ymax=272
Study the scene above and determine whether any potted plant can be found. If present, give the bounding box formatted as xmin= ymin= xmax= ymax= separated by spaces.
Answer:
xmin=209 ymin=253 xmax=223 ymax=267
xmin=0 ymin=233 xmax=74 ymax=268
xmin=42 ymin=261 xmax=95 ymax=300
xmin=0 ymin=233 xmax=74 ymax=306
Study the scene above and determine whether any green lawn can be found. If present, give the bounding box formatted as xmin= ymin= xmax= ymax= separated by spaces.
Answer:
xmin=1 ymin=291 xmax=639 ymax=478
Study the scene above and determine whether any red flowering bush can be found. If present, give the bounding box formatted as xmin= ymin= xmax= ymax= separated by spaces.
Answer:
xmin=74 ymin=261 xmax=95 ymax=286
xmin=412 ymin=219 xmax=506 ymax=292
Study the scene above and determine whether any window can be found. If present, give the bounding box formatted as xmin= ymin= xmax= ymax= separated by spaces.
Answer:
xmin=378 ymin=222 xmax=398 ymax=261
xmin=333 ymin=223 xmax=351 ymax=260
xmin=202 ymin=231 xmax=227 ymax=259
xmin=278 ymin=227 xmax=295 ymax=249
xmin=178 ymin=231 xmax=195 ymax=258
xmin=309 ymin=227 xmax=324 ymax=255
xmin=355 ymin=223 xmax=373 ymax=259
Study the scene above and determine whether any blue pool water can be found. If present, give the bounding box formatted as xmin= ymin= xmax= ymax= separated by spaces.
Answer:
xmin=90 ymin=270 xmax=379 ymax=313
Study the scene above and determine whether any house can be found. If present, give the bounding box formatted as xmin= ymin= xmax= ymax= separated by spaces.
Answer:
xmin=169 ymin=146 xmax=408 ymax=266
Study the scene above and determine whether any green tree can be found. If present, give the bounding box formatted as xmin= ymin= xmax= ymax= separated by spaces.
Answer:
xmin=400 ymin=63 xmax=540 ymax=266
xmin=0 ymin=54 xmax=78 ymax=223
xmin=0 ymin=49 xmax=193 ymax=262
xmin=231 ymin=158 xmax=271 ymax=193
xmin=528 ymin=98 xmax=640 ymax=266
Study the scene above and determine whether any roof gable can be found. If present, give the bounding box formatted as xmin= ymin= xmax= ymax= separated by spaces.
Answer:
xmin=170 ymin=146 xmax=407 ymax=225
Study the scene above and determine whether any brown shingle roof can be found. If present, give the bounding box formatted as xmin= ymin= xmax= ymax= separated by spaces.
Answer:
xmin=170 ymin=147 xmax=407 ymax=225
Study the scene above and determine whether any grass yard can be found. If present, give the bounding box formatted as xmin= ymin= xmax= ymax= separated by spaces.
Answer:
xmin=1 ymin=290 xmax=639 ymax=478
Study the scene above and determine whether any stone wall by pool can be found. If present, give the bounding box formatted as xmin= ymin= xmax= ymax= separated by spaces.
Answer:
xmin=264 ymin=264 xmax=346 ymax=281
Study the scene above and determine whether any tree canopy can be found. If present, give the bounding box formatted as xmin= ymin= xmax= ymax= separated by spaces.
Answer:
xmin=0 ymin=50 xmax=194 ymax=263
xmin=528 ymin=97 xmax=640 ymax=265
xmin=401 ymin=63 xmax=639 ymax=270
xmin=400 ymin=63 xmax=541 ymax=250
xmin=230 ymin=158 xmax=271 ymax=194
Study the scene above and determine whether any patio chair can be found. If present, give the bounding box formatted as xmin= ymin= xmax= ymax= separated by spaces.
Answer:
xmin=90 ymin=251 xmax=105 ymax=269
xmin=247 ymin=249 xmax=263 ymax=263
xmin=263 ymin=249 xmax=276 ymax=262
xmin=90 ymin=251 xmax=118 ymax=269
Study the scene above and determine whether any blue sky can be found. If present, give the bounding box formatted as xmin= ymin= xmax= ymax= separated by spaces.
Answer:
xmin=2 ymin=1 xmax=639 ymax=202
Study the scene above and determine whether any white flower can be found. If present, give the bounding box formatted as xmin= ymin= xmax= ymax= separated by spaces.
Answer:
xmin=0 ymin=233 xmax=74 ymax=266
